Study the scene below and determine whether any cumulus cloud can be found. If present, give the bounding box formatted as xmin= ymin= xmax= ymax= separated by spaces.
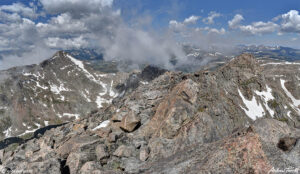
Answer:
xmin=183 ymin=15 xmax=200 ymax=24
xmin=169 ymin=20 xmax=185 ymax=32
xmin=229 ymin=14 xmax=278 ymax=35
xmin=0 ymin=0 xmax=118 ymax=70
xmin=0 ymin=45 xmax=54 ymax=70
xmin=0 ymin=11 xmax=22 ymax=23
xmin=1 ymin=1 xmax=300 ymax=71
xmin=228 ymin=11 xmax=300 ymax=36
xmin=203 ymin=11 xmax=221 ymax=24
xmin=45 ymin=36 xmax=89 ymax=49
xmin=169 ymin=15 xmax=200 ymax=33
xmin=102 ymin=27 xmax=186 ymax=69
xmin=40 ymin=0 xmax=114 ymax=18
xmin=0 ymin=0 xmax=188 ymax=70
xmin=36 ymin=13 xmax=88 ymax=36
xmin=239 ymin=21 xmax=279 ymax=35
xmin=207 ymin=27 xmax=226 ymax=35
xmin=228 ymin=14 xmax=244 ymax=29
xmin=280 ymin=10 xmax=300 ymax=33
xmin=0 ymin=18 xmax=40 ymax=54
xmin=0 ymin=3 xmax=38 ymax=19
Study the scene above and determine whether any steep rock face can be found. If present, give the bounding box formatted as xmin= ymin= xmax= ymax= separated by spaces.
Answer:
xmin=143 ymin=119 xmax=299 ymax=174
xmin=142 ymin=79 xmax=199 ymax=139
xmin=0 ymin=54 xmax=299 ymax=173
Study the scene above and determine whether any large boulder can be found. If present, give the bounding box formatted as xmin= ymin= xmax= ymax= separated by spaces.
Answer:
xmin=120 ymin=112 xmax=141 ymax=132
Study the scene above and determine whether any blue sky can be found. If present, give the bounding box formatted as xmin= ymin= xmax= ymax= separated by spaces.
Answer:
xmin=115 ymin=0 xmax=300 ymax=26
xmin=0 ymin=0 xmax=300 ymax=69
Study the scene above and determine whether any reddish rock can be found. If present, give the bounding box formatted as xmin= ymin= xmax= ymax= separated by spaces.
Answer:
xmin=120 ymin=112 xmax=140 ymax=132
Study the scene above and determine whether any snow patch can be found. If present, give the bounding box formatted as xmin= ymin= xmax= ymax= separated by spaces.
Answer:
xmin=0 ymin=106 xmax=7 ymax=110
xmin=67 ymin=54 xmax=100 ymax=84
xmin=18 ymin=129 xmax=38 ymax=137
xmin=35 ymin=123 xmax=41 ymax=128
xmin=238 ymin=89 xmax=265 ymax=120
xmin=81 ymin=91 xmax=91 ymax=102
xmin=63 ymin=113 xmax=80 ymax=120
xmin=67 ymin=54 xmax=110 ymax=95
xmin=50 ymin=83 xmax=71 ymax=94
xmin=60 ymin=65 xmax=71 ymax=70
xmin=140 ymin=81 xmax=149 ymax=85
xmin=261 ymin=62 xmax=300 ymax=66
xmin=96 ymin=96 xmax=111 ymax=108
xmin=287 ymin=111 xmax=292 ymax=118
xmin=280 ymin=79 xmax=300 ymax=114
xmin=3 ymin=127 xmax=12 ymax=138
xmin=18 ymin=123 xmax=41 ymax=137
xmin=92 ymin=120 xmax=110 ymax=131
xmin=23 ymin=71 xmax=45 ymax=80
xmin=109 ymin=80 xmax=118 ymax=97
xmin=254 ymin=86 xmax=275 ymax=117
xmin=44 ymin=121 xmax=49 ymax=126
xmin=36 ymin=81 xmax=48 ymax=90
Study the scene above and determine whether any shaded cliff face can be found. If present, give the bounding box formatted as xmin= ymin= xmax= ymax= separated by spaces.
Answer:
xmin=0 ymin=54 xmax=299 ymax=174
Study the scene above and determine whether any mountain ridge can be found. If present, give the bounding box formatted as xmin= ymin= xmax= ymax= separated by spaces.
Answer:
xmin=0 ymin=51 xmax=129 ymax=139
xmin=0 ymin=53 xmax=299 ymax=173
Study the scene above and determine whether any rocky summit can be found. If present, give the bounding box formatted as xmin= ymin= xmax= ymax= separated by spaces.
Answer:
xmin=0 ymin=53 xmax=299 ymax=174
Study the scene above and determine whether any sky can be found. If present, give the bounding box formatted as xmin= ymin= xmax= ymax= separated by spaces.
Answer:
xmin=0 ymin=0 xmax=300 ymax=70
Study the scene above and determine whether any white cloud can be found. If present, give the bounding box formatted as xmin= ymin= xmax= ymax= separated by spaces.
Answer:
xmin=36 ymin=13 xmax=88 ymax=36
xmin=239 ymin=21 xmax=279 ymax=35
xmin=291 ymin=37 xmax=298 ymax=41
xmin=0 ymin=46 xmax=55 ymax=70
xmin=102 ymin=27 xmax=185 ymax=69
xmin=40 ymin=0 xmax=114 ymax=18
xmin=169 ymin=15 xmax=200 ymax=32
xmin=228 ymin=14 xmax=244 ymax=29
xmin=208 ymin=28 xmax=226 ymax=35
xmin=229 ymin=14 xmax=278 ymax=35
xmin=196 ymin=27 xmax=226 ymax=35
xmin=0 ymin=0 xmax=121 ymax=70
xmin=1 ymin=1 xmax=300 ymax=71
xmin=0 ymin=18 xmax=39 ymax=53
xmin=280 ymin=10 xmax=300 ymax=33
xmin=0 ymin=3 xmax=37 ymax=19
xmin=183 ymin=15 xmax=200 ymax=24
xmin=0 ymin=0 xmax=189 ymax=70
xmin=0 ymin=11 xmax=22 ymax=23
xmin=45 ymin=36 xmax=88 ymax=49
xmin=203 ymin=11 xmax=221 ymax=24
xmin=169 ymin=20 xmax=185 ymax=32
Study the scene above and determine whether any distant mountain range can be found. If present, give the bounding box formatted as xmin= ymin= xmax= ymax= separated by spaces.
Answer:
xmin=237 ymin=45 xmax=300 ymax=61
xmin=64 ymin=49 xmax=103 ymax=61
xmin=62 ymin=45 xmax=300 ymax=73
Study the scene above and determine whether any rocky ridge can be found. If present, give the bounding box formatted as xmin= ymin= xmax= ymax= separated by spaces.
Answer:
xmin=0 ymin=54 xmax=299 ymax=173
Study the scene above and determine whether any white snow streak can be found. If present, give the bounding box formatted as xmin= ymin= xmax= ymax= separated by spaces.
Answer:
xmin=238 ymin=89 xmax=265 ymax=120
xmin=280 ymin=79 xmax=300 ymax=115
xmin=92 ymin=120 xmax=110 ymax=131
xmin=255 ymin=86 xmax=275 ymax=117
